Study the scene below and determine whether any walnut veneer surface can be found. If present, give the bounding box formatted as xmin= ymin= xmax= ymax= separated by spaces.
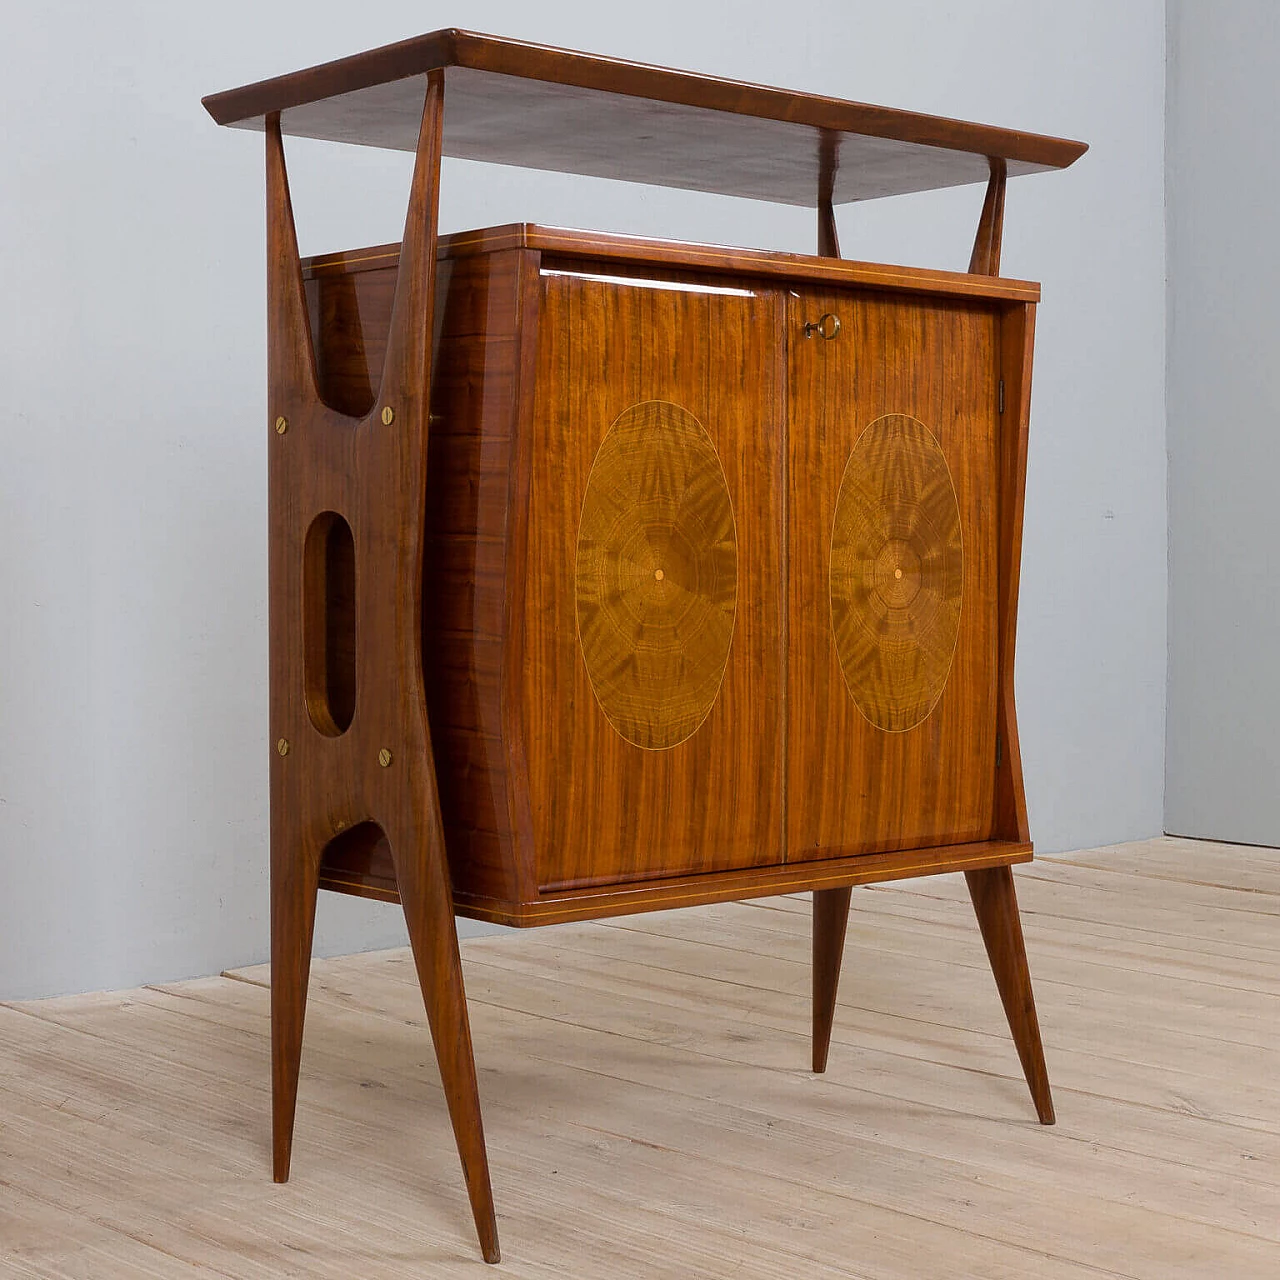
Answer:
xmin=301 ymin=227 xmax=1035 ymax=925
xmin=202 ymin=28 xmax=1086 ymax=206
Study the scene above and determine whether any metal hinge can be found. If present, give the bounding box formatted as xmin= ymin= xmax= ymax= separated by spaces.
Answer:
xmin=998 ymin=380 xmax=1005 ymax=414
xmin=996 ymin=734 xmax=1003 ymax=768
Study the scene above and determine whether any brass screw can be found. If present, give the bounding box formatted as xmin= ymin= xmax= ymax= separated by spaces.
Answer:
xmin=377 ymin=747 xmax=393 ymax=768
xmin=276 ymin=738 xmax=290 ymax=757
xmin=381 ymin=405 xmax=395 ymax=426
xmin=274 ymin=416 xmax=288 ymax=435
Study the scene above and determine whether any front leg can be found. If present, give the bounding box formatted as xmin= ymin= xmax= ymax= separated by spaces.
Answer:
xmin=965 ymin=865 xmax=1055 ymax=1123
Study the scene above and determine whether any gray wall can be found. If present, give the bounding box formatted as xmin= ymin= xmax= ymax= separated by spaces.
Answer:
xmin=1165 ymin=1 xmax=1280 ymax=846
xmin=0 ymin=0 xmax=1167 ymax=999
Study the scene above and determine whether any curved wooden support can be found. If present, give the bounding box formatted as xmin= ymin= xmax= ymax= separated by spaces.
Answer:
xmin=818 ymin=130 xmax=840 ymax=258
xmin=265 ymin=72 xmax=500 ymax=1264
xmin=965 ymin=866 xmax=1054 ymax=1123
xmin=812 ymin=886 xmax=852 ymax=1072
xmin=818 ymin=200 xmax=840 ymax=260
xmin=968 ymin=157 xmax=1007 ymax=276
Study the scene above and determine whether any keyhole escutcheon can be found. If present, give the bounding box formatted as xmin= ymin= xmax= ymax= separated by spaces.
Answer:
xmin=803 ymin=313 xmax=841 ymax=340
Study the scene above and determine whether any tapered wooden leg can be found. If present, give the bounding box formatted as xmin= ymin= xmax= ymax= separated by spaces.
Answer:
xmin=270 ymin=839 xmax=322 ymax=1182
xmin=390 ymin=826 xmax=500 ymax=1264
xmin=965 ymin=866 xmax=1055 ymax=1123
xmin=812 ymin=886 xmax=853 ymax=1073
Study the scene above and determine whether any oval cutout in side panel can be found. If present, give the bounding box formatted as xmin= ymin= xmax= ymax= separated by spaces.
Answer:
xmin=303 ymin=512 xmax=356 ymax=735
xmin=829 ymin=414 xmax=963 ymax=733
xmin=575 ymin=401 xmax=738 ymax=751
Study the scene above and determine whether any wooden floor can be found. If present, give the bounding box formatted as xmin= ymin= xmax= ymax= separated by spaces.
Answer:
xmin=2 ymin=836 xmax=1278 ymax=1278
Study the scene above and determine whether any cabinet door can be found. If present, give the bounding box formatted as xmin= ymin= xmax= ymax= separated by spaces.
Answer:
xmin=523 ymin=262 xmax=786 ymax=891
xmin=787 ymin=288 xmax=1000 ymax=858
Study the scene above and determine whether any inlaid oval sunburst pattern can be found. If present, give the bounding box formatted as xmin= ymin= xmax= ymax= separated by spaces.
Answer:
xmin=575 ymin=400 xmax=738 ymax=750
xmin=829 ymin=413 xmax=964 ymax=733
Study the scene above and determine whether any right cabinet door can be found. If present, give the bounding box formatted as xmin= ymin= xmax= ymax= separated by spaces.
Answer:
xmin=787 ymin=287 xmax=1001 ymax=860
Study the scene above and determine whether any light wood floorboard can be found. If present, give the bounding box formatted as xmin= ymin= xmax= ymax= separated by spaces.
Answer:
xmin=2 ymin=836 xmax=1277 ymax=1277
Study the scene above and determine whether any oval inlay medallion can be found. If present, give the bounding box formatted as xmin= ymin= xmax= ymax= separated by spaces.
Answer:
xmin=575 ymin=401 xmax=738 ymax=750
xmin=829 ymin=414 xmax=963 ymax=732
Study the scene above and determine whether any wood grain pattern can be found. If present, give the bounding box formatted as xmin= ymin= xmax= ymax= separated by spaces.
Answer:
xmin=574 ymin=400 xmax=739 ymax=751
xmin=203 ymin=30 xmax=1087 ymax=209
xmin=787 ymin=288 xmax=1000 ymax=860
xmin=422 ymin=249 xmax=531 ymax=913
xmin=524 ymin=263 xmax=786 ymax=892
xmin=265 ymin=76 xmax=499 ymax=1263
xmin=829 ymin=413 xmax=965 ymax=733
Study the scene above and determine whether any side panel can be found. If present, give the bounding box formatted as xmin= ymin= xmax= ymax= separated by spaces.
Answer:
xmin=787 ymin=288 xmax=1000 ymax=859
xmin=993 ymin=302 xmax=1035 ymax=843
xmin=302 ymin=245 xmax=528 ymax=906
xmin=523 ymin=260 xmax=786 ymax=891
xmin=422 ymin=249 xmax=528 ymax=905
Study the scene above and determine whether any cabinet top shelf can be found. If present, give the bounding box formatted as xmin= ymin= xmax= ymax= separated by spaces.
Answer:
xmin=202 ymin=28 xmax=1087 ymax=208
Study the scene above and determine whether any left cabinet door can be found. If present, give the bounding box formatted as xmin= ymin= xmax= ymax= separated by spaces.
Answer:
xmin=521 ymin=261 xmax=786 ymax=891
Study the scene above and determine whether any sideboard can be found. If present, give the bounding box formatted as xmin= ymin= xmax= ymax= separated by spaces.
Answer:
xmin=204 ymin=30 xmax=1086 ymax=1263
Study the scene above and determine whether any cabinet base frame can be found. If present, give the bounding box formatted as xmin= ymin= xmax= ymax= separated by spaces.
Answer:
xmin=320 ymin=837 xmax=1032 ymax=921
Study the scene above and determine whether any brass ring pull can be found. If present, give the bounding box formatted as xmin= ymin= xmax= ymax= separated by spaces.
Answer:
xmin=804 ymin=313 xmax=841 ymax=340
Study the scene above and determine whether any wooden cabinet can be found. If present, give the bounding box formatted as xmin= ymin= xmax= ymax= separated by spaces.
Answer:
xmin=206 ymin=30 xmax=1083 ymax=1261
xmin=303 ymin=230 xmax=1034 ymax=921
